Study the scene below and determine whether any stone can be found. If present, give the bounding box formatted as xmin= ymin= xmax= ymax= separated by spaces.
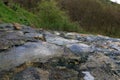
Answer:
xmin=44 ymin=31 xmax=79 ymax=45
xmin=0 ymin=23 xmax=14 ymax=30
xmin=109 ymin=42 xmax=120 ymax=51
xmin=49 ymin=68 xmax=79 ymax=80
xmin=0 ymin=23 xmax=120 ymax=80
xmin=25 ymin=33 xmax=45 ymax=41
xmin=21 ymin=25 xmax=36 ymax=33
xmin=64 ymin=32 xmax=78 ymax=39
xmin=37 ymin=69 xmax=49 ymax=80
xmin=0 ymin=42 xmax=64 ymax=71
xmin=45 ymin=34 xmax=79 ymax=46
xmin=85 ymin=36 xmax=98 ymax=42
xmin=82 ymin=71 xmax=94 ymax=80
xmin=66 ymin=43 xmax=94 ymax=62
xmin=12 ymin=67 xmax=41 ymax=80
xmin=80 ymin=53 xmax=119 ymax=80
xmin=53 ymin=31 xmax=61 ymax=36
xmin=0 ymin=31 xmax=25 ymax=50
xmin=13 ymin=23 xmax=22 ymax=30
xmin=88 ymin=53 xmax=115 ymax=68
xmin=67 ymin=43 xmax=93 ymax=54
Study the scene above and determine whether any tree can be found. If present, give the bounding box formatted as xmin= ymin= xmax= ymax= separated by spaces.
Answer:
xmin=37 ymin=0 xmax=80 ymax=32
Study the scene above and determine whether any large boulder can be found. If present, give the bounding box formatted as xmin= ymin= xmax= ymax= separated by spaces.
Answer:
xmin=0 ymin=41 xmax=64 ymax=71
xmin=0 ymin=23 xmax=120 ymax=80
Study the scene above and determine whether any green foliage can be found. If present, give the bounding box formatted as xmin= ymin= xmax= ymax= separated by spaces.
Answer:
xmin=0 ymin=1 xmax=40 ymax=27
xmin=37 ymin=0 xmax=81 ymax=32
xmin=7 ymin=0 xmax=120 ymax=37
xmin=58 ymin=0 xmax=120 ymax=37
xmin=0 ymin=0 xmax=82 ymax=33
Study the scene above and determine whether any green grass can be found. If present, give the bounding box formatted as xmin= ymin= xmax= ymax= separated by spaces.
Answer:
xmin=0 ymin=1 xmax=40 ymax=27
xmin=0 ymin=1 xmax=82 ymax=33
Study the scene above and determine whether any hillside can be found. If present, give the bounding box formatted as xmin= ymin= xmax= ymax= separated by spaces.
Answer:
xmin=4 ymin=0 xmax=120 ymax=37
xmin=58 ymin=0 xmax=120 ymax=37
xmin=0 ymin=0 xmax=82 ymax=32
xmin=0 ymin=1 xmax=40 ymax=27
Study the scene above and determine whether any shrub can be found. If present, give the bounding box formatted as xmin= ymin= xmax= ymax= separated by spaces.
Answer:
xmin=58 ymin=0 xmax=120 ymax=37
xmin=37 ymin=0 xmax=81 ymax=32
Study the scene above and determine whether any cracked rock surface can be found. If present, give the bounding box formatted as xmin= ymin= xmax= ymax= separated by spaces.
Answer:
xmin=0 ymin=23 xmax=120 ymax=80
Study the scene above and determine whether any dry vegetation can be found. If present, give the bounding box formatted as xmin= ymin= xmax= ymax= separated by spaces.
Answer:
xmin=58 ymin=0 xmax=120 ymax=37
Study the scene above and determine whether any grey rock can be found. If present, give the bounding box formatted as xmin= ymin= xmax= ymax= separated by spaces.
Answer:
xmin=0 ymin=42 xmax=64 ymax=71
xmin=53 ymin=31 xmax=61 ymax=36
xmin=109 ymin=42 xmax=120 ymax=51
xmin=47 ymin=37 xmax=79 ymax=46
xmin=0 ymin=31 xmax=25 ymax=50
xmin=85 ymin=35 xmax=99 ymax=42
xmin=13 ymin=67 xmax=41 ymax=80
xmin=21 ymin=25 xmax=36 ymax=33
xmin=45 ymin=32 xmax=79 ymax=46
xmin=0 ymin=24 xmax=120 ymax=80
xmin=80 ymin=53 xmax=119 ymax=80
xmin=82 ymin=71 xmax=94 ymax=80
xmin=63 ymin=32 xmax=78 ymax=39
xmin=24 ymin=32 xmax=45 ymax=41
xmin=49 ymin=68 xmax=79 ymax=80
xmin=0 ymin=23 xmax=14 ymax=30
xmin=25 ymin=33 xmax=43 ymax=38
xmin=67 ymin=43 xmax=93 ymax=54
xmin=66 ymin=43 xmax=94 ymax=62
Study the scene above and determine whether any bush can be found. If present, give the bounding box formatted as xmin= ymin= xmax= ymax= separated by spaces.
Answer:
xmin=37 ymin=0 xmax=81 ymax=32
xmin=58 ymin=0 xmax=120 ymax=37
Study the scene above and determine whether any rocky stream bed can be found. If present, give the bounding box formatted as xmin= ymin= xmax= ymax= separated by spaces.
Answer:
xmin=0 ymin=23 xmax=120 ymax=80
